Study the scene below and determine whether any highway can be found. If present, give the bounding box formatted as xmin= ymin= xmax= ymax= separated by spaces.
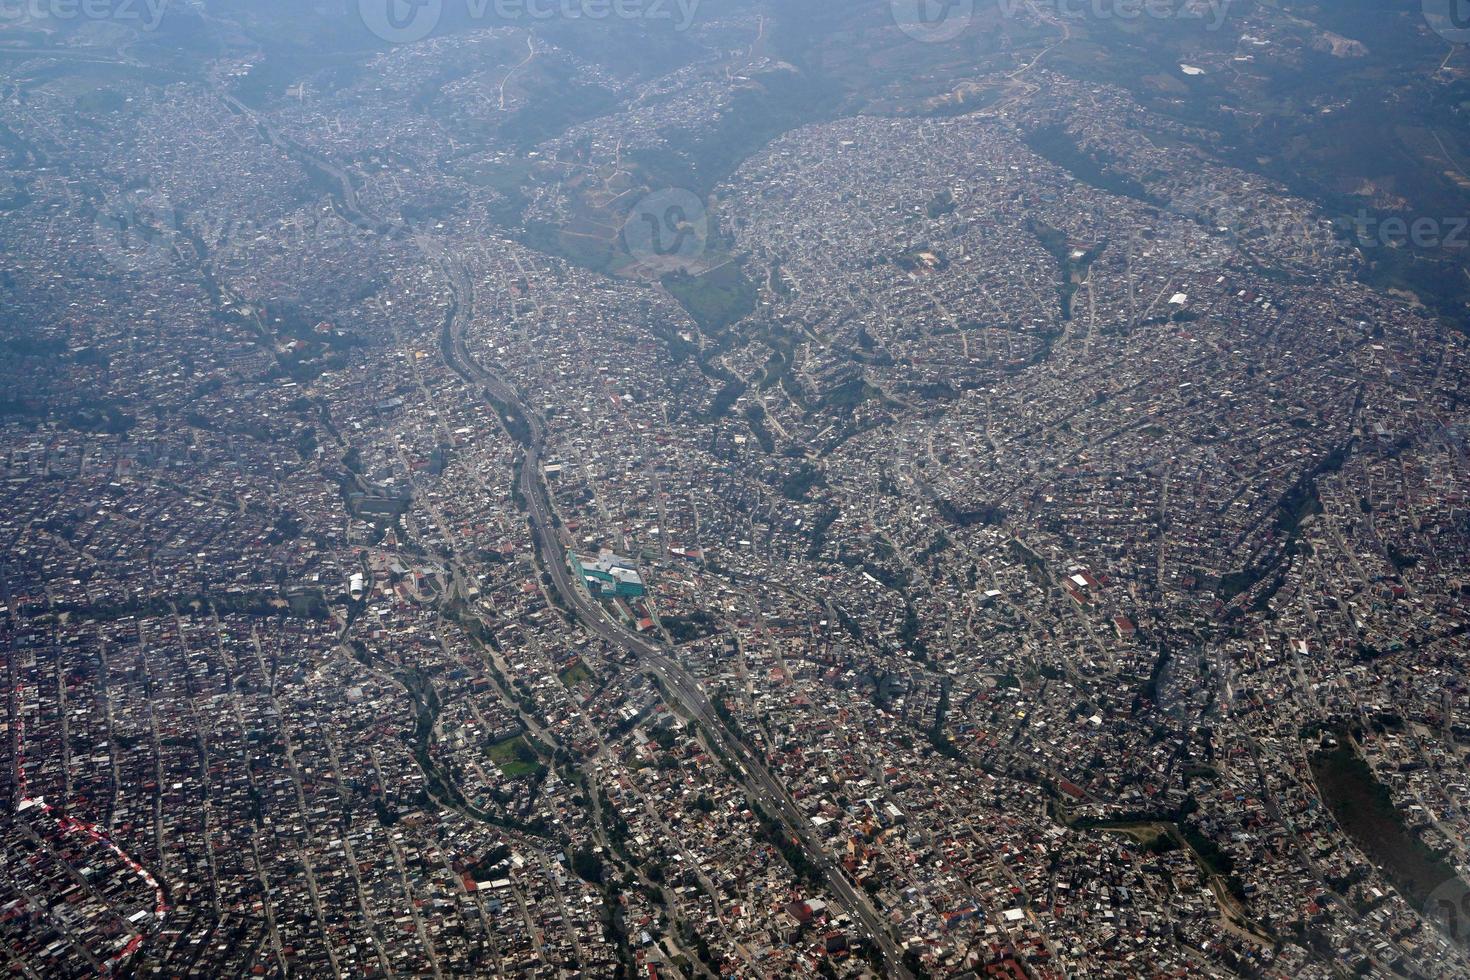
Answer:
xmin=235 ymin=124 xmax=914 ymax=971
xmin=434 ymin=251 xmax=913 ymax=978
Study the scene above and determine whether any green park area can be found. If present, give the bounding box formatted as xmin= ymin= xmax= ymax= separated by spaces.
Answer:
xmin=487 ymin=735 xmax=542 ymax=780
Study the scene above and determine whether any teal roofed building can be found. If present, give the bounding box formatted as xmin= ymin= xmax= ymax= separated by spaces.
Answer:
xmin=571 ymin=551 xmax=646 ymax=599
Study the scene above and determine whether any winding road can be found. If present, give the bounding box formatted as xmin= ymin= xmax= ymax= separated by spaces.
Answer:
xmin=433 ymin=249 xmax=914 ymax=978
xmin=195 ymin=85 xmax=915 ymax=970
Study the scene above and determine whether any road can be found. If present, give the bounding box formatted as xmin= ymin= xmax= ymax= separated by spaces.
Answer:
xmin=209 ymin=106 xmax=915 ymax=972
xmin=433 ymin=251 xmax=913 ymax=978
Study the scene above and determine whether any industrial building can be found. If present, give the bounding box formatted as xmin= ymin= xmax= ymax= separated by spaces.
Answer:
xmin=571 ymin=551 xmax=646 ymax=599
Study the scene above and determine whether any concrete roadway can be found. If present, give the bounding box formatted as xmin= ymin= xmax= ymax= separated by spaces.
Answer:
xmin=437 ymin=263 xmax=912 ymax=977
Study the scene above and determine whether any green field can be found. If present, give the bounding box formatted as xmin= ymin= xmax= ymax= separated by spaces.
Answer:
xmin=661 ymin=262 xmax=758 ymax=334
xmin=486 ymin=735 xmax=542 ymax=780
xmin=558 ymin=658 xmax=594 ymax=688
